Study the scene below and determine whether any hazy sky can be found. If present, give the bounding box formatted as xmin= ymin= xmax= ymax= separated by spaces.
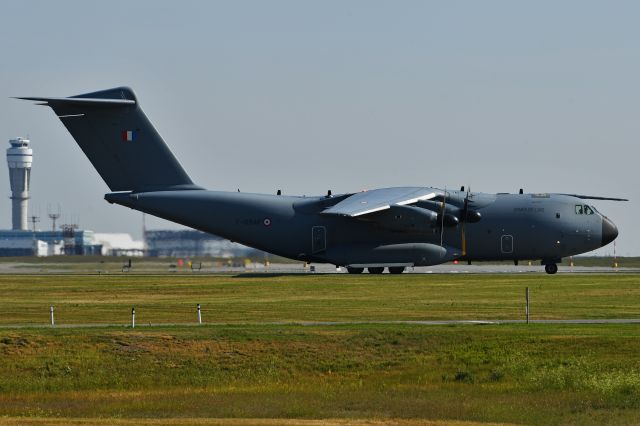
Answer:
xmin=0 ymin=1 xmax=637 ymax=255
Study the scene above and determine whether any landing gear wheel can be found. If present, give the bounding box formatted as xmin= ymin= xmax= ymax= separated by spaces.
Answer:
xmin=368 ymin=267 xmax=385 ymax=274
xmin=388 ymin=266 xmax=405 ymax=274
xmin=544 ymin=263 xmax=558 ymax=275
xmin=347 ymin=267 xmax=364 ymax=274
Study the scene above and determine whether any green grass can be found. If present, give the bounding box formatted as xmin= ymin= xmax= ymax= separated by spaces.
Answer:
xmin=572 ymin=256 xmax=640 ymax=268
xmin=0 ymin=274 xmax=638 ymax=325
xmin=1 ymin=274 xmax=640 ymax=424
xmin=1 ymin=324 xmax=640 ymax=424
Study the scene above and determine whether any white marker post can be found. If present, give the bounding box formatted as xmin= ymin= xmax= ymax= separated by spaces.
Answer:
xmin=197 ymin=304 xmax=202 ymax=324
xmin=525 ymin=287 xmax=530 ymax=324
xmin=50 ymin=306 xmax=55 ymax=326
xmin=131 ymin=307 xmax=136 ymax=328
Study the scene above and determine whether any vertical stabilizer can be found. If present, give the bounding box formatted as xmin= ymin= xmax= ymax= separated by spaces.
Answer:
xmin=17 ymin=87 xmax=199 ymax=192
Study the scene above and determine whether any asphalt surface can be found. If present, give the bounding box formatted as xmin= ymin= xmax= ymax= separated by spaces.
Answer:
xmin=0 ymin=261 xmax=637 ymax=275
xmin=236 ymin=263 xmax=640 ymax=275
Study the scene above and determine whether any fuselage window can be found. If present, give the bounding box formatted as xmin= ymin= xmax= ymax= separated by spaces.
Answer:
xmin=584 ymin=205 xmax=594 ymax=215
xmin=575 ymin=205 xmax=584 ymax=215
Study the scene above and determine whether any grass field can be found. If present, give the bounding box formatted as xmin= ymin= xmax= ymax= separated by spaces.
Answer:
xmin=1 ymin=274 xmax=640 ymax=425
xmin=0 ymin=274 xmax=639 ymax=325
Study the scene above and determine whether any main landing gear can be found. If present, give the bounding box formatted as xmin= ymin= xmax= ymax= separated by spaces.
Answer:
xmin=544 ymin=263 xmax=558 ymax=275
xmin=346 ymin=267 xmax=364 ymax=274
xmin=368 ymin=267 xmax=384 ymax=274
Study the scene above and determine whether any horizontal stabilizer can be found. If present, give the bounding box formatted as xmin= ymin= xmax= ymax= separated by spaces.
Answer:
xmin=15 ymin=96 xmax=135 ymax=107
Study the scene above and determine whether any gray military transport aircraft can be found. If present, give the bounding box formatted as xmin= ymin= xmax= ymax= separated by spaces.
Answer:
xmin=18 ymin=87 xmax=625 ymax=274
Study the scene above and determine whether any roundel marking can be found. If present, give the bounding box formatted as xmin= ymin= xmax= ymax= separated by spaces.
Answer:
xmin=263 ymin=218 xmax=272 ymax=227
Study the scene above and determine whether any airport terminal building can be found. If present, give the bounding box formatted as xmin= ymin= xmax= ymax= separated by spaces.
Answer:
xmin=0 ymin=229 xmax=100 ymax=256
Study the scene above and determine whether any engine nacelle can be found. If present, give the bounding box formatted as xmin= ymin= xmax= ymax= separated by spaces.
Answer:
xmin=364 ymin=204 xmax=438 ymax=233
xmin=415 ymin=200 xmax=481 ymax=224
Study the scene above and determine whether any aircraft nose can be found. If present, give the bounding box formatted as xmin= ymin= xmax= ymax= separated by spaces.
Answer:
xmin=601 ymin=217 xmax=618 ymax=247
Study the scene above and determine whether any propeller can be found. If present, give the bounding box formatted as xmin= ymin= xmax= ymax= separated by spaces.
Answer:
xmin=426 ymin=187 xmax=480 ymax=255
xmin=460 ymin=186 xmax=470 ymax=257
xmin=439 ymin=188 xmax=447 ymax=249
xmin=458 ymin=187 xmax=482 ymax=257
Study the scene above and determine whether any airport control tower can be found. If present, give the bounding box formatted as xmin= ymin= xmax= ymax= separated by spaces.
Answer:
xmin=6 ymin=138 xmax=32 ymax=230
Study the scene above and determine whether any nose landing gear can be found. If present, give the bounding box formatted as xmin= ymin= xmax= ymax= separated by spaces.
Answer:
xmin=544 ymin=263 xmax=558 ymax=275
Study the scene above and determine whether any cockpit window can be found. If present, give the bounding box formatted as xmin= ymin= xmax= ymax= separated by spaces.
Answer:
xmin=575 ymin=204 xmax=595 ymax=215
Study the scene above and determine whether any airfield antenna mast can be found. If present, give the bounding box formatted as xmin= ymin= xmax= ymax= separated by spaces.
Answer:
xmin=47 ymin=204 xmax=61 ymax=232
xmin=30 ymin=214 xmax=39 ymax=232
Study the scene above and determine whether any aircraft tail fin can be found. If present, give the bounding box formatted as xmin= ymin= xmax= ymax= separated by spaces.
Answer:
xmin=17 ymin=87 xmax=199 ymax=192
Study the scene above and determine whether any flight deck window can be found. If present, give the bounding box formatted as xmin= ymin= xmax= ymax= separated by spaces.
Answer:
xmin=584 ymin=205 xmax=594 ymax=215
xmin=575 ymin=205 xmax=583 ymax=215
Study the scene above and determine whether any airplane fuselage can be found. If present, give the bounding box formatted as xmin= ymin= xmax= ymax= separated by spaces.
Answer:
xmin=106 ymin=187 xmax=616 ymax=269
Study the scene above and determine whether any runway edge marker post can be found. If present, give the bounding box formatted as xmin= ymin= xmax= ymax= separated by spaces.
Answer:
xmin=525 ymin=287 xmax=530 ymax=324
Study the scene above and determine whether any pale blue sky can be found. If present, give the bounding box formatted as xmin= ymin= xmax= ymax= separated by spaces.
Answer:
xmin=1 ymin=1 xmax=637 ymax=255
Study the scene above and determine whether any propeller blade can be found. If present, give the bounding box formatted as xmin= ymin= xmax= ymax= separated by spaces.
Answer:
xmin=461 ymin=186 xmax=470 ymax=257
xmin=439 ymin=189 xmax=447 ymax=249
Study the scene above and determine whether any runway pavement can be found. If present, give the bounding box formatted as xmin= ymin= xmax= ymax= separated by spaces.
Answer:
xmin=238 ymin=263 xmax=639 ymax=275
xmin=0 ymin=261 xmax=637 ymax=275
